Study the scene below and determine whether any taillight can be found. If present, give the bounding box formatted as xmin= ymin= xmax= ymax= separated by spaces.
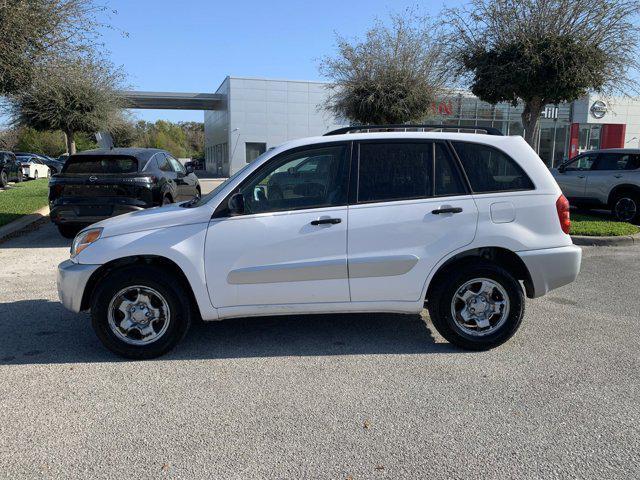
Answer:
xmin=556 ymin=194 xmax=571 ymax=234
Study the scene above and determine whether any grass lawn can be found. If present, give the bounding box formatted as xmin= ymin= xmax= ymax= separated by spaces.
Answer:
xmin=0 ymin=179 xmax=50 ymax=228
xmin=570 ymin=213 xmax=640 ymax=237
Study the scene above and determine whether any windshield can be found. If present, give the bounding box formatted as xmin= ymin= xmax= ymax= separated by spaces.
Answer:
xmin=185 ymin=158 xmax=262 ymax=208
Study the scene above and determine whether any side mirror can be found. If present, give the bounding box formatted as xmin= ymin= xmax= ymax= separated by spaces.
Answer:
xmin=557 ymin=165 xmax=566 ymax=173
xmin=287 ymin=166 xmax=296 ymax=175
xmin=184 ymin=162 xmax=195 ymax=174
xmin=228 ymin=193 xmax=245 ymax=215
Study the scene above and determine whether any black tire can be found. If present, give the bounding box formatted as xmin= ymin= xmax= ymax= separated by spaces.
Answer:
xmin=57 ymin=224 xmax=83 ymax=239
xmin=0 ymin=170 xmax=7 ymax=188
xmin=162 ymin=195 xmax=172 ymax=205
xmin=427 ymin=262 xmax=525 ymax=350
xmin=16 ymin=172 xmax=23 ymax=182
xmin=33 ymin=171 xmax=38 ymax=180
xmin=611 ymin=193 xmax=639 ymax=224
xmin=91 ymin=265 xmax=192 ymax=359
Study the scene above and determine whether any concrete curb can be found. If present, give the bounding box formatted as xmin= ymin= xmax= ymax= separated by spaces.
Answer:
xmin=571 ymin=232 xmax=640 ymax=247
xmin=0 ymin=205 xmax=50 ymax=243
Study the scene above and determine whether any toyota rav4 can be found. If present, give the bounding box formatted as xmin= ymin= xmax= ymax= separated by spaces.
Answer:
xmin=57 ymin=127 xmax=582 ymax=359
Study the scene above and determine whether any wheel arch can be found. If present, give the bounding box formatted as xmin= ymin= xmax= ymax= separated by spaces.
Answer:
xmin=607 ymin=184 xmax=640 ymax=207
xmin=81 ymin=255 xmax=201 ymax=320
xmin=424 ymin=246 xmax=535 ymax=302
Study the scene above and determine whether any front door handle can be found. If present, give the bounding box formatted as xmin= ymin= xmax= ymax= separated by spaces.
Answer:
xmin=432 ymin=207 xmax=463 ymax=215
xmin=577 ymin=175 xmax=585 ymax=179
xmin=310 ymin=218 xmax=341 ymax=225
xmin=614 ymin=174 xmax=623 ymax=178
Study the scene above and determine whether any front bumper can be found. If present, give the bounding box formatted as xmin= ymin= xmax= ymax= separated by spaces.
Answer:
xmin=517 ymin=245 xmax=582 ymax=298
xmin=57 ymin=260 xmax=100 ymax=312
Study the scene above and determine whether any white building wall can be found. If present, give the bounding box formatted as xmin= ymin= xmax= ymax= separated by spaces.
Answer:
xmin=572 ymin=94 xmax=640 ymax=148
xmin=204 ymin=77 xmax=231 ymax=175
xmin=227 ymin=77 xmax=347 ymax=175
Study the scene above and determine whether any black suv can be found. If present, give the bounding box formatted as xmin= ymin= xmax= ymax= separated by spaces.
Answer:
xmin=49 ymin=148 xmax=201 ymax=238
xmin=0 ymin=151 xmax=23 ymax=188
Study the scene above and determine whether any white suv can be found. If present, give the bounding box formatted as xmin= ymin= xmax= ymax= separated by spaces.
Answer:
xmin=57 ymin=129 xmax=582 ymax=359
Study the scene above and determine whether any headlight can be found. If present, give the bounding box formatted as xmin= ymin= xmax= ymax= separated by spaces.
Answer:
xmin=70 ymin=227 xmax=103 ymax=258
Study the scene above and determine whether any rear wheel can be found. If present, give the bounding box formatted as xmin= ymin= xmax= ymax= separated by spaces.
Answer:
xmin=427 ymin=262 xmax=525 ymax=350
xmin=33 ymin=170 xmax=38 ymax=180
xmin=57 ymin=224 xmax=83 ymax=239
xmin=0 ymin=170 xmax=7 ymax=188
xmin=91 ymin=265 xmax=192 ymax=359
xmin=162 ymin=195 xmax=172 ymax=205
xmin=612 ymin=193 xmax=639 ymax=224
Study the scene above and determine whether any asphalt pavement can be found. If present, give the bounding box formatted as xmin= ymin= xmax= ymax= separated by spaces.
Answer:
xmin=0 ymin=223 xmax=638 ymax=479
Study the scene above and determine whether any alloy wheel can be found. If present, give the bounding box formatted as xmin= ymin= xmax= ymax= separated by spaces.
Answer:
xmin=107 ymin=286 xmax=171 ymax=346
xmin=450 ymin=278 xmax=510 ymax=336
xmin=614 ymin=197 xmax=637 ymax=222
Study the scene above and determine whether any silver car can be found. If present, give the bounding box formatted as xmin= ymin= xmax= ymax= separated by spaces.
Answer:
xmin=552 ymin=149 xmax=640 ymax=224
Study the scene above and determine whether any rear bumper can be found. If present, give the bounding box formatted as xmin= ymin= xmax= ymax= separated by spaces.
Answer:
xmin=57 ymin=260 xmax=100 ymax=312
xmin=517 ymin=245 xmax=582 ymax=298
xmin=50 ymin=199 xmax=148 ymax=225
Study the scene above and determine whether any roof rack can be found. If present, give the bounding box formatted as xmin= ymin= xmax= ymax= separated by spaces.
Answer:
xmin=324 ymin=124 xmax=503 ymax=136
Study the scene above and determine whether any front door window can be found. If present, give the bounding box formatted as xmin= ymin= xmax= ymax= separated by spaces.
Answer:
xmin=238 ymin=145 xmax=349 ymax=215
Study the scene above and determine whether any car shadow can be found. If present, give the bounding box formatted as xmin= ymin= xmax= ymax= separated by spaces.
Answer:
xmin=0 ymin=299 xmax=457 ymax=365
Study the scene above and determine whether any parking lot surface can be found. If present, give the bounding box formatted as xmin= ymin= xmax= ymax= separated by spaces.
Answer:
xmin=0 ymin=223 xmax=638 ymax=479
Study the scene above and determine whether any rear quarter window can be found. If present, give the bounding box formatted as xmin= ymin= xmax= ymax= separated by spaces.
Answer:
xmin=452 ymin=141 xmax=535 ymax=193
xmin=63 ymin=155 xmax=138 ymax=174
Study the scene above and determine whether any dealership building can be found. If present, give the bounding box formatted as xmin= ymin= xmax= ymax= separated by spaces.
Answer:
xmin=204 ymin=76 xmax=640 ymax=176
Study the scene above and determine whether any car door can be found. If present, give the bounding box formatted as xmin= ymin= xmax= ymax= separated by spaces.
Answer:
xmin=555 ymin=153 xmax=596 ymax=200
xmin=167 ymin=155 xmax=196 ymax=200
xmin=586 ymin=152 xmax=638 ymax=204
xmin=204 ymin=143 xmax=351 ymax=308
xmin=155 ymin=153 xmax=178 ymax=201
xmin=347 ymin=141 xmax=478 ymax=302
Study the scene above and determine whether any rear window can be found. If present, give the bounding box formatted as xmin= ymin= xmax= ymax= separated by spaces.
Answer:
xmin=63 ymin=155 xmax=138 ymax=174
xmin=452 ymin=142 xmax=534 ymax=193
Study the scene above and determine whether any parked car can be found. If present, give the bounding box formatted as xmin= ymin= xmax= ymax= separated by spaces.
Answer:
xmin=49 ymin=148 xmax=201 ymax=238
xmin=16 ymin=154 xmax=50 ymax=180
xmin=0 ymin=151 xmax=23 ymax=187
xmin=552 ymin=149 xmax=640 ymax=223
xmin=14 ymin=152 xmax=65 ymax=174
xmin=57 ymin=127 xmax=582 ymax=359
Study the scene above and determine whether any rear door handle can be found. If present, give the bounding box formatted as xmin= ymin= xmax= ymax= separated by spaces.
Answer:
xmin=432 ymin=207 xmax=463 ymax=215
xmin=614 ymin=174 xmax=623 ymax=178
xmin=310 ymin=218 xmax=341 ymax=225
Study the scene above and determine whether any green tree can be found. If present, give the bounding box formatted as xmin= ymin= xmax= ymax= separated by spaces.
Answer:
xmin=447 ymin=0 xmax=640 ymax=147
xmin=319 ymin=9 xmax=450 ymax=124
xmin=0 ymin=0 xmax=109 ymax=95
xmin=8 ymin=56 xmax=125 ymax=154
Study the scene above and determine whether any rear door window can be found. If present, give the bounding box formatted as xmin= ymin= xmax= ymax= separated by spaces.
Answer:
xmin=63 ymin=155 xmax=138 ymax=174
xmin=452 ymin=142 xmax=534 ymax=193
xmin=593 ymin=153 xmax=639 ymax=171
xmin=357 ymin=142 xmax=433 ymax=203
xmin=156 ymin=153 xmax=172 ymax=172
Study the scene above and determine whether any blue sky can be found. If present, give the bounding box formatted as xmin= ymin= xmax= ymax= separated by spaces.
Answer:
xmin=101 ymin=0 xmax=452 ymax=123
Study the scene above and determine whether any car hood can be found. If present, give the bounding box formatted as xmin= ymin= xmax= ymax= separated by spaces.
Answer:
xmin=90 ymin=202 xmax=214 ymax=238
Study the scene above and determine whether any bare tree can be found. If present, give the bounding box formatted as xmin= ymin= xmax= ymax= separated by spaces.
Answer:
xmin=0 ymin=0 xmax=113 ymax=95
xmin=319 ymin=9 xmax=451 ymax=125
xmin=8 ymin=56 xmax=126 ymax=154
xmin=447 ymin=0 xmax=640 ymax=147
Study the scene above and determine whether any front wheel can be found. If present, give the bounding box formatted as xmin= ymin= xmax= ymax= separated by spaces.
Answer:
xmin=427 ymin=262 xmax=524 ymax=350
xmin=612 ymin=193 xmax=639 ymax=224
xmin=0 ymin=171 xmax=7 ymax=188
xmin=91 ymin=265 xmax=192 ymax=359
